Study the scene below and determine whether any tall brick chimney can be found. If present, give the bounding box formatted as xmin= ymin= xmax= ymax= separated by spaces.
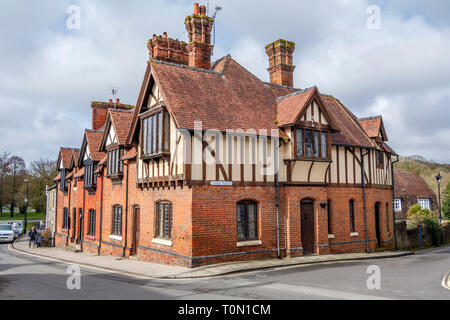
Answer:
xmin=265 ymin=39 xmax=296 ymax=87
xmin=148 ymin=33 xmax=189 ymax=65
xmin=91 ymin=100 xmax=133 ymax=130
xmin=185 ymin=3 xmax=214 ymax=69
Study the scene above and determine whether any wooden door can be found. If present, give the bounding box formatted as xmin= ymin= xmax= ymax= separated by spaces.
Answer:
xmin=132 ymin=206 xmax=140 ymax=255
xmin=375 ymin=203 xmax=381 ymax=247
xmin=301 ymin=199 xmax=315 ymax=255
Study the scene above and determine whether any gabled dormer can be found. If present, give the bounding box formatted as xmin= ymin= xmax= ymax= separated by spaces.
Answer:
xmin=277 ymin=86 xmax=339 ymax=161
xmin=99 ymin=109 xmax=134 ymax=180
xmin=56 ymin=148 xmax=75 ymax=191
xmin=127 ymin=71 xmax=171 ymax=161
xmin=79 ymin=130 xmax=104 ymax=191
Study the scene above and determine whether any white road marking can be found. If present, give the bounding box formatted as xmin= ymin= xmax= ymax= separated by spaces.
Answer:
xmin=261 ymin=283 xmax=394 ymax=300
xmin=442 ymin=271 xmax=450 ymax=290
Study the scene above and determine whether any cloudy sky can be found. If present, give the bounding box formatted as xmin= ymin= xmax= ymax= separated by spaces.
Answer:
xmin=1 ymin=0 xmax=449 ymax=165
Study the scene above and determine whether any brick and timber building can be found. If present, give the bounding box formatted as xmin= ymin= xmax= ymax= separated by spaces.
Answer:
xmin=53 ymin=3 xmax=398 ymax=267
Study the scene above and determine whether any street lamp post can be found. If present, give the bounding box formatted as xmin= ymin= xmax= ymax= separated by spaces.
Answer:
xmin=24 ymin=179 xmax=29 ymax=234
xmin=436 ymin=172 xmax=442 ymax=223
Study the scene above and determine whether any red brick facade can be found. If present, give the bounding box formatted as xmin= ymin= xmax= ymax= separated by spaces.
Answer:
xmin=53 ymin=3 xmax=396 ymax=268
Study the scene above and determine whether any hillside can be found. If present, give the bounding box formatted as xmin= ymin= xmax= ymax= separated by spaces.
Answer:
xmin=394 ymin=155 xmax=450 ymax=200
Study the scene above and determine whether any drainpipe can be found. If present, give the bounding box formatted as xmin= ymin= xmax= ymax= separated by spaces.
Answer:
xmin=98 ymin=174 xmax=104 ymax=256
xmin=122 ymin=162 xmax=129 ymax=258
xmin=81 ymin=180 xmax=86 ymax=253
xmin=274 ymin=137 xmax=281 ymax=259
xmin=66 ymin=180 xmax=71 ymax=247
xmin=360 ymin=149 xmax=370 ymax=253
xmin=54 ymin=186 xmax=58 ymax=247
xmin=391 ymin=155 xmax=400 ymax=251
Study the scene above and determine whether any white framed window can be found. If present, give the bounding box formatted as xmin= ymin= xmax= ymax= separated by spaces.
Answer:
xmin=394 ymin=199 xmax=402 ymax=212
xmin=418 ymin=199 xmax=431 ymax=210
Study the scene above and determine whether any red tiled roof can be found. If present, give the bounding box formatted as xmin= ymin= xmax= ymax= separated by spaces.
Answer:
xmin=66 ymin=171 xmax=74 ymax=179
xmin=277 ymin=88 xmax=315 ymax=126
xmin=110 ymin=110 xmax=134 ymax=145
xmin=59 ymin=148 xmax=74 ymax=169
xmin=74 ymin=167 xmax=84 ymax=178
xmin=151 ymin=57 xmax=286 ymax=134
xmin=85 ymin=130 xmax=105 ymax=162
xmin=322 ymin=96 xmax=376 ymax=148
xmin=359 ymin=117 xmax=381 ymax=138
xmin=129 ymin=56 xmax=386 ymax=148
xmin=121 ymin=147 xmax=137 ymax=161
xmin=99 ymin=155 xmax=107 ymax=166
xmin=394 ymin=170 xmax=437 ymax=199
xmin=54 ymin=172 xmax=61 ymax=181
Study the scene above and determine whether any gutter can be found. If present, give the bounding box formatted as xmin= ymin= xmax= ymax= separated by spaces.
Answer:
xmin=275 ymin=137 xmax=281 ymax=259
xmin=391 ymin=155 xmax=400 ymax=251
xmin=98 ymin=174 xmax=104 ymax=256
xmin=122 ymin=162 xmax=129 ymax=258
xmin=360 ymin=149 xmax=370 ymax=253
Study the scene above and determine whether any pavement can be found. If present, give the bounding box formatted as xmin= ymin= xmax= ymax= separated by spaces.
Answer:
xmin=12 ymin=236 xmax=414 ymax=279
xmin=2 ymin=241 xmax=449 ymax=300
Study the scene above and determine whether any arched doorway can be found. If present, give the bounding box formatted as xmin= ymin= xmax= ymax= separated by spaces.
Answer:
xmin=301 ymin=199 xmax=315 ymax=255
xmin=375 ymin=202 xmax=381 ymax=247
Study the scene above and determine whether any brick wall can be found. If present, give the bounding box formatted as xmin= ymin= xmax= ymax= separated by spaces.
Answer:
xmin=55 ymin=161 xmax=395 ymax=267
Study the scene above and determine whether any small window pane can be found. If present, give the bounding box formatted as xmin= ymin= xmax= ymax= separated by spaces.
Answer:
xmin=305 ymin=130 xmax=313 ymax=157
xmin=321 ymin=132 xmax=327 ymax=158
xmin=152 ymin=115 xmax=157 ymax=154
xmin=237 ymin=204 xmax=245 ymax=241
xmin=296 ymin=129 xmax=303 ymax=157
xmin=147 ymin=117 xmax=153 ymax=155
xmin=143 ymin=119 xmax=148 ymax=155
xmin=158 ymin=112 xmax=163 ymax=153
xmin=313 ymin=131 xmax=319 ymax=158
xmin=248 ymin=204 xmax=256 ymax=240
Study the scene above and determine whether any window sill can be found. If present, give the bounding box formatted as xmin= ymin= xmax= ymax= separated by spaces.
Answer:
xmin=152 ymin=238 xmax=173 ymax=247
xmin=328 ymin=234 xmax=335 ymax=239
xmin=237 ymin=240 xmax=262 ymax=247
xmin=350 ymin=232 xmax=359 ymax=237
xmin=109 ymin=235 xmax=122 ymax=242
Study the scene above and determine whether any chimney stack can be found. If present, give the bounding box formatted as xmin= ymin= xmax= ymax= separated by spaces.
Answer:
xmin=265 ymin=39 xmax=296 ymax=87
xmin=148 ymin=32 xmax=189 ymax=65
xmin=185 ymin=3 xmax=214 ymax=69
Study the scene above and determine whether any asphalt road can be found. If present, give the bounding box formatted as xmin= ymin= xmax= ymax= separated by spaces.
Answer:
xmin=0 ymin=243 xmax=449 ymax=300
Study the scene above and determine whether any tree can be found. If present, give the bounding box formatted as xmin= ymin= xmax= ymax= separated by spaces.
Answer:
xmin=442 ymin=182 xmax=450 ymax=220
xmin=19 ymin=159 xmax=58 ymax=213
xmin=8 ymin=155 xmax=26 ymax=217
xmin=0 ymin=152 xmax=11 ymax=215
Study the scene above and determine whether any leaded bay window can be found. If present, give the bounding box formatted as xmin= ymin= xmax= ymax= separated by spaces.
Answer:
xmin=295 ymin=128 xmax=329 ymax=160
xmin=60 ymin=169 xmax=68 ymax=191
xmin=141 ymin=109 xmax=170 ymax=158
xmin=107 ymin=148 xmax=124 ymax=177
xmin=84 ymin=161 xmax=97 ymax=189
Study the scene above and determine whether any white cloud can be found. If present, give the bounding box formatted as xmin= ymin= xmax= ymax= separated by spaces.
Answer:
xmin=0 ymin=0 xmax=449 ymax=164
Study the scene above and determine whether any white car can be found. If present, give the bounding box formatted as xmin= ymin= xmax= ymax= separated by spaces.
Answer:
xmin=0 ymin=224 xmax=15 ymax=243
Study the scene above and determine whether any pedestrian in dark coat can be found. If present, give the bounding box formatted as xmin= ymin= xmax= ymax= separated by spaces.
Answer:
xmin=28 ymin=226 xmax=36 ymax=248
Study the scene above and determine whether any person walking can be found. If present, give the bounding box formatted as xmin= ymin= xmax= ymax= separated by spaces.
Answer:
xmin=28 ymin=226 xmax=36 ymax=248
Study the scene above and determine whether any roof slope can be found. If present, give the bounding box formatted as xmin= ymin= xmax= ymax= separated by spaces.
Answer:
xmin=110 ymin=110 xmax=134 ymax=145
xmin=85 ymin=130 xmax=104 ymax=162
xmin=394 ymin=170 xmax=437 ymax=199
xmin=322 ymin=96 xmax=376 ymax=148
xmin=58 ymin=148 xmax=75 ymax=170
xmin=358 ymin=116 xmax=387 ymax=141
xmin=129 ymin=55 xmax=386 ymax=148
xmin=151 ymin=57 xmax=293 ymax=133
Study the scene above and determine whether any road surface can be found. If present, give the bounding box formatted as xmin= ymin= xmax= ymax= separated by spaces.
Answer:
xmin=0 ymin=243 xmax=449 ymax=300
